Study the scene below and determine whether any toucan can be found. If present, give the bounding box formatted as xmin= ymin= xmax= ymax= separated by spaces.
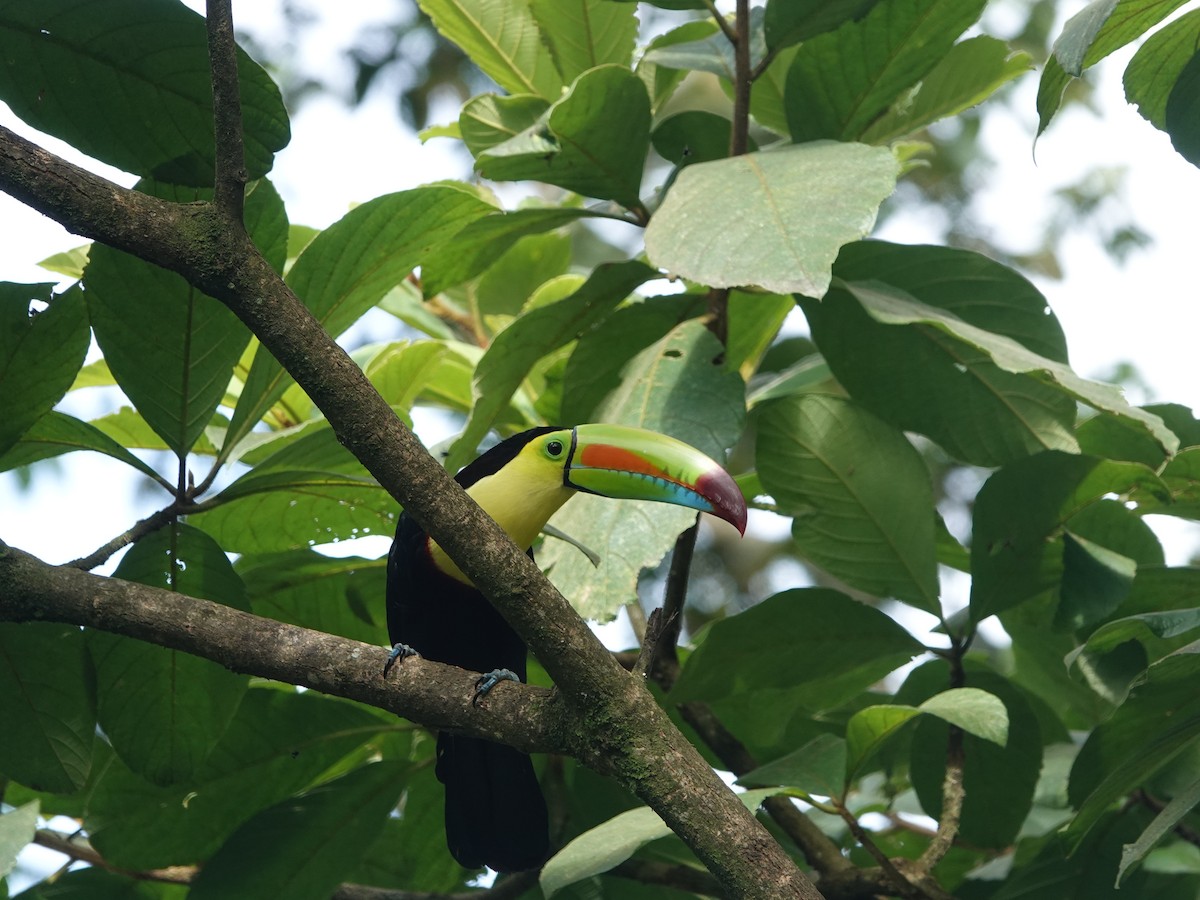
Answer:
xmin=385 ymin=424 xmax=747 ymax=872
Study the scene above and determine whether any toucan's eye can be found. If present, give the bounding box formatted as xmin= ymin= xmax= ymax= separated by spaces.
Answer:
xmin=545 ymin=439 xmax=565 ymax=458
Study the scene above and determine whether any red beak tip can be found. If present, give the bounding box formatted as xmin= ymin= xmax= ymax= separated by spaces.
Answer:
xmin=697 ymin=470 xmax=748 ymax=537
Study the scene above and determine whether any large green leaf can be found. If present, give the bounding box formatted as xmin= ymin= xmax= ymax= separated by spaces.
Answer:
xmin=529 ymin=0 xmax=638 ymax=83
xmin=1123 ymin=9 xmax=1200 ymax=132
xmin=0 ymin=411 xmax=165 ymax=483
xmin=417 ymin=0 xmax=564 ymax=99
xmin=671 ymin=588 xmax=923 ymax=706
xmin=476 ymin=65 xmax=651 ymax=207
xmin=784 ymin=0 xmax=987 ymax=142
xmin=645 ymin=142 xmax=899 ymax=297
xmin=0 ymin=0 xmax=288 ymax=185
xmin=1037 ymin=0 xmax=1190 ymax=136
xmin=970 ymin=452 xmax=1166 ymax=622
xmin=1117 ymin=771 xmax=1200 ymax=883
xmin=188 ymin=761 xmax=408 ymax=900
xmin=226 ymin=185 xmax=494 ymax=455
xmin=89 ymin=525 xmax=248 ymax=786
xmin=542 ymin=320 xmax=746 ymax=621
xmin=86 ymin=689 xmax=395 ymax=870
xmin=192 ymin=425 xmax=398 ymax=553
xmin=840 ymin=278 xmax=1178 ymax=454
xmin=447 ymin=260 xmax=655 ymax=471
xmin=85 ymin=180 xmax=285 ymax=456
xmin=420 ymin=207 xmax=600 ymax=298
xmin=764 ymin=0 xmax=883 ymax=50
xmin=1067 ymin=645 xmax=1200 ymax=846
xmin=365 ymin=339 xmax=481 ymax=415
xmin=738 ymin=734 xmax=848 ymax=799
xmin=459 ymin=93 xmax=550 ymax=156
xmin=757 ymin=394 xmax=940 ymax=612
xmin=0 ymin=623 xmax=95 ymax=794
xmin=1165 ymin=49 xmax=1200 ymax=167
xmin=860 ymin=36 xmax=1033 ymax=143
xmin=14 ymin=868 xmax=188 ymax=900
xmin=0 ymin=283 xmax=89 ymax=456
xmin=806 ymin=242 xmax=1078 ymax=466
xmin=238 ymin=551 xmax=387 ymax=644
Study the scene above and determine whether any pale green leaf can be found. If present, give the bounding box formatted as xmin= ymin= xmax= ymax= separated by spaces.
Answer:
xmin=646 ymin=142 xmax=899 ymax=296
xmin=416 ymin=0 xmax=563 ymax=98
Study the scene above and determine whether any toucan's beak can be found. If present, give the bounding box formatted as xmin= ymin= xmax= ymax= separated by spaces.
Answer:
xmin=564 ymin=424 xmax=747 ymax=535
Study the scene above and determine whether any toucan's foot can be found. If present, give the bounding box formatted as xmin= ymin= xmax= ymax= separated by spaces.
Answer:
xmin=382 ymin=642 xmax=419 ymax=678
xmin=473 ymin=668 xmax=520 ymax=706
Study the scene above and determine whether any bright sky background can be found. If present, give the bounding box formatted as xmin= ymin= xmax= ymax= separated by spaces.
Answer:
xmin=2 ymin=1 xmax=1199 ymax=574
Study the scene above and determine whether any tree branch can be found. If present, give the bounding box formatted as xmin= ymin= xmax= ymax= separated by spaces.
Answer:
xmin=205 ymin=0 xmax=247 ymax=219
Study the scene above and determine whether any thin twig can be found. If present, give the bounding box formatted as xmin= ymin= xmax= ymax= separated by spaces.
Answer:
xmin=730 ymin=0 xmax=753 ymax=159
xmin=650 ymin=519 xmax=699 ymax=688
xmin=205 ymin=0 xmax=247 ymax=219
xmin=702 ymin=0 xmax=737 ymax=44
xmin=67 ymin=503 xmax=183 ymax=570
xmin=833 ymin=803 xmax=921 ymax=899
xmin=34 ymin=830 xmax=196 ymax=885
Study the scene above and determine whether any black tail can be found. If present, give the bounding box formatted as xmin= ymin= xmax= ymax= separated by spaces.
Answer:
xmin=436 ymin=732 xmax=550 ymax=872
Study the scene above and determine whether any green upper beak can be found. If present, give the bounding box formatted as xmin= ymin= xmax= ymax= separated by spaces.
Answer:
xmin=563 ymin=424 xmax=747 ymax=535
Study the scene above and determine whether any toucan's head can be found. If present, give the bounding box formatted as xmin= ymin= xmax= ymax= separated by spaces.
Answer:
xmin=430 ymin=424 xmax=746 ymax=581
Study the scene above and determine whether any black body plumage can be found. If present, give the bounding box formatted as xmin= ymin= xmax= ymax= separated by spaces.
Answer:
xmin=385 ymin=428 xmax=558 ymax=872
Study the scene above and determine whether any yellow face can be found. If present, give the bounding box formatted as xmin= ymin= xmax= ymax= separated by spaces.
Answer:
xmin=428 ymin=431 xmax=575 ymax=584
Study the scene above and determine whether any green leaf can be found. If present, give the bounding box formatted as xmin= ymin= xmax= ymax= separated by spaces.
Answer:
xmin=239 ymin=551 xmax=387 ymax=644
xmin=0 ymin=411 xmax=165 ymax=483
xmin=187 ymin=761 xmax=407 ymax=900
xmin=845 ymin=705 xmax=923 ymax=781
xmin=559 ymin=295 xmax=705 ymax=423
xmin=671 ymin=588 xmax=923 ymax=706
xmin=475 ymin=231 xmax=573 ymax=320
xmin=192 ymin=425 xmax=397 ymax=553
xmin=764 ymin=0 xmax=883 ymax=50
xmin=651 ymin=111 xmax=750 ymax=167
xmin=784 ymin=0 xmax=987 ymax=142
xmin=83 ymin=179 xmax=287 ymax=455
xmin=1118 ymin=771 xmax=1200 ymax=883
xmin=1068 ymin=645 xmax=1200 ymax=846
xmin=738 ymin=734 xmax=848 ymax=799
xmin=757 ymin=394 xmax=940 ymax=612
xmin=366 ymin=339 xmax=481 ymax=414
xmin=636 ymin=20 xmax=717 ymax=112
xmin=87 ymin=688 xmax=393 ymax=869
xmin=477 ymin=65 xmax=651 ymax=207
xmin=529 ymin=0 xmax=638 ymax=83
xmin=540 ymin=788 xmax=780 ymax=897
xmin=417 ymin=0 xmax=563 ymax=99
xmin=0 ymin=0 xmax=288 ymax=185
xmin=645 ymin=142 xmax=899 ymax=297
xmin=542 ymin=320 xmax=746 ymax=621
xmin=37 ymin=244 xmax=90 ymax=279
xmin=1038 ymin=0 xmax=1191 ymax=136
xmin=970 ymin=452 xmax=1165 ymax=622
xmin=459 ymin=93 xmax=549 ymax=156
xmin=1068 ymin=607 xmax=1200 ymax=674
xmin=1124 ymin=9 xmax=1200 ymax=131
xmin=748 ymin=45 xmax=798 ymax=135
xmin=421 ymin=207 xmax=598 ymax=298
xmin=89 ymin=525 xmax=248 ymax=785
xmin=642 ymin=8 xmax=766 ymax=80
xmin=0 ymin=800 xmax=38 ymax=879
xmin=0 ymin=283 xmax=89 ymax=455
xmin=447 ymin=260 xmax=655 ymax=471
xmin=227 ymin=185 xmax=494 ymax=452
xmin=805 ymin=242 xmax=1078 ymax=466
xmin=841 ymin=278 xmax=1178 ymax=455
xmin=0 ymin=622 xmax=94 ymax=794
xmin=918 ymin=687 xmax=1010 ymax=746
xmin=861 ymin=36 xmax=1034 ymax=143
xmin=1165 ymin=50 xmax=1200 ymax=167
xmin=1056 ymin=531 xmax=1138 ymax=632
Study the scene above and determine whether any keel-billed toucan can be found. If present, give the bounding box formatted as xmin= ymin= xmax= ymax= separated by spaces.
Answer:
xmin=385 ymin=424 xmax=747 ymax=872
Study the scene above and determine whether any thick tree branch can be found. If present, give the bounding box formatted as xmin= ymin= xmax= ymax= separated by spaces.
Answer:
xmin=0 ymin=541 xmax=561 ymax=754
xmin=0 ymin=98 xmax=818 ymax=900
